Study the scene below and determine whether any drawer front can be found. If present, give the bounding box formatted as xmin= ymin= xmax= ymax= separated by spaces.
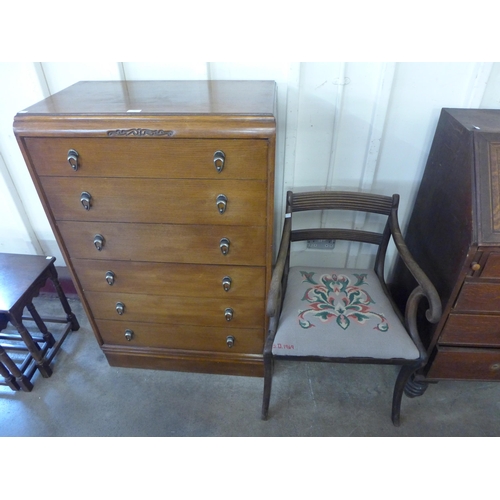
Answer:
xmin=440 ymin=314 xmax=500 ymax=347
xmin=86 ymin=291 xmax=264 ymax=328
xmin=40 ymin=177 xmax=267 ymax=225
xmin=57 ymin=221 xmax=266 ymax=266
xmin=25 ymin=137 xmax=268 ymax=180
xmin=453 ymin=282 xmax=500 ymax=313
xmin=72 ymin=259 xmax=266 ymax=298
xmin=426 ymin=347 xmax=500 ymax=380
xmin=96 ymin=319 xmax=263 ymax=353
xmin=480 ymin=252 xmax=500 ymax=278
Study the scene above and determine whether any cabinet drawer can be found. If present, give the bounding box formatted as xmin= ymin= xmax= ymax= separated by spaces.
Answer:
xmin=57 ymin=221 xmax=266 ymax=266
xmin=97 ymin=319 xmax=263 ymax=353
xmin=453 ymin=282 xmax=500 ymax=313
xmin=72 ymin=259 xmax=266 ymax=298
xmin=86 ymin=291 xmax=265 ymax=328
xmin=426 ymin=346 xmax=500 ymax=380
xmin=440 ymin=314 xmax=500 ymax=347
xmin=40 ymin=177 xmax=267 ymax=225
xmin=25 ymin=137 xmax=268 ymax=180
xmin=480 ymin=252 xmax=500 ymax=278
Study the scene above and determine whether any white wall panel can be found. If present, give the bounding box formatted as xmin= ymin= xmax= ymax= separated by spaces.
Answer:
xmin=41 ymin=62 xmax=123 ymax=94
xmin=122 ymin=62 xmax=208 ymax=80
xmin=2 ymin=61 xmax=500 ymax=273
xmin=0 ymin=63 xmax=58 ymax=258
xmin=0 ymin=153 xmax=38 ymax=254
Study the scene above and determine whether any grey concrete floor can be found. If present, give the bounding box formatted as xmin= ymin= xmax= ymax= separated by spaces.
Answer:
xmin=1 ymin=296 xmax=499 ymax=437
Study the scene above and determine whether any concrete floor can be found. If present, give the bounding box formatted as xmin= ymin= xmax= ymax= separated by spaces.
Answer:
xmin=1 ymin=296 xmax=499 ymax=437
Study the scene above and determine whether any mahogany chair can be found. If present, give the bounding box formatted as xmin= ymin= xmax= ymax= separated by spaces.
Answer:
xmin=0 ymin=253 xmax=80 ymax=391
xmin=262 ymin=191 xmax=442 ymax=425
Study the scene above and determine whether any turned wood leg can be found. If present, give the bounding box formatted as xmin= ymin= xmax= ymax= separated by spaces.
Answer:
xmin=48 ymin=265 xmax=80 ymax=331
xmin=9 ymin=316 xmax=52 ymax=379
xmin=392 ymin=364 xmax=418 ymax=427
xmin=27 ymin=302 xmax=55 ymax=348
xmin=0 ymin=345 xmax=32 ymax=391
xmin=404 ymin=373 xmax=429 ymax=398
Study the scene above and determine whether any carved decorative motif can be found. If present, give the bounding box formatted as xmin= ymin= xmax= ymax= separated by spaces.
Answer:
xmin=107 ymin=128 xmax=174 ymax=137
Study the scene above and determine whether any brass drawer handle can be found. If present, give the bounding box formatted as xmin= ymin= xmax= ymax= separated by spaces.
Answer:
xmin=226 ymin=335 xmax=235 ymax=348
xmin=222 ymin=276 xmax=232 ymax=292
xmin=81 ymin=191 xmax=92 ymax=210
xmin=471 ymin=262 xmax=481 ymax=272
xmin=94 ymin=234 xmax=104 ymax=251
xmin=213 ymin=150 xmax=225 ymax=173
xmin=220 ymin=237 xmax=230 ymax=255
xmin=225 ymin=307 xmax=233 ymax=321
xmin=105 ymin=271 xmax=115 ymax=285
xmin=124 ymin=329 xmax=134 ymax=341
xmin=68 ymin=149 xmax=79 ymax=171
xmin=116 ymin=302 xmax=125 ymax=315
xmin=216 ymin=194 xmax=228 ymax=214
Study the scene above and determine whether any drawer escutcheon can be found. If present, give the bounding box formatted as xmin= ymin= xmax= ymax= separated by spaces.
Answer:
xmin=222 ymin=276 xmax=232 ymax=292
xmin=81 ymin=191 xmax=92 ymax=210
xmin=219 ymin=237 xmax=230 ymax=255
xmin=213 ymin=150 xmax=225 ymax=173
xmin=67 ymin=149 xmax=79 ymax=171
xmin=216 ymin=194 xmax=227 ymax=214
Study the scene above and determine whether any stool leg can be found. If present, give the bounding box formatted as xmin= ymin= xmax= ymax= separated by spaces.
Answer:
xmin=9 ymin=316 xmax=52 ymax=378
xmin=48 ymin=265 xmax=80 ymax=331
xmin=27 ymin=302 xmax=55 ymax=348
xmin=0 ymin=345 xmax=32 ymax=391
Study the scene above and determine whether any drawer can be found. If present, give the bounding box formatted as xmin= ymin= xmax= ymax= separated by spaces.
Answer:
xmin=72 ymin=259 xmax=266 ymax=298
xmin=25 ymin=137 xmax=268 ymax=180
xmin=57 ymin=221 xmax=267 ymax=266
xmin=480 ymin=252 xmax=500 ymax=278
xmin=40 ymin=177 xmax=267 ymax=225
xmin=426 ymin=346 xmax=500 ymax=380
xmin=440 ymin=314 xmax=500 ymax=347
xmin=86 ymin=291 xmax=264 ymax=328
xmin=96 ymin=319 xmax=263 ymax=353
xmin=453 ymin=282 xmax=500 ymax=313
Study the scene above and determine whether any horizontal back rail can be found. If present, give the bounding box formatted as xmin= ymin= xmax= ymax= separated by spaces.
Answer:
xmin=291 ymin=228 xmax=384 ymax=245
xmin=291 ymin=191 xmax=395 ymax=215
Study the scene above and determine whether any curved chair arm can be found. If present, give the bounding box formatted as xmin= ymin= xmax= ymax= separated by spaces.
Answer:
xmin=405 ymin=285 xmax=432 ymax=359
xmin=389 ymin=209 xmax=442 ymax=325
xmin=266 ymin=216 xmax=292 ymax=318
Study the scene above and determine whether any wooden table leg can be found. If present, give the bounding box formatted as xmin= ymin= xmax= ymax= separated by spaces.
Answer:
xmin=26 ymin=302 xmax=56 ymax=348
xmin=48 ymin=264 xmax=80 ymax=331
xmin=9 ymin=316 xmax=52 ymax=378
xmin=0 ymin=345 xmax=32 ymax=391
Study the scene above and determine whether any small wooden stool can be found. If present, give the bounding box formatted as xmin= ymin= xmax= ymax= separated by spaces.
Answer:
xmin=0 ymin=253 xmax=80 ymax=391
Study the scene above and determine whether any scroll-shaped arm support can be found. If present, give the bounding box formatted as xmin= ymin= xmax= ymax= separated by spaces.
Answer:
xmin=389 ymin=208 xmax=442 ymax=357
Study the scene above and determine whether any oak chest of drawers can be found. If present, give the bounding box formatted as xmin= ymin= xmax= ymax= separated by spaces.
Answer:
xmin=392 ymin=108 xmax=500 ymax=386
xmin=14 ymin=80 xmax=277 ymax=376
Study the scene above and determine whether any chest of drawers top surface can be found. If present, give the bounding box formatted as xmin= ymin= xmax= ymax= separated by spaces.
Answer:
xmin=16 ymin=80 xmax=276 ymax=116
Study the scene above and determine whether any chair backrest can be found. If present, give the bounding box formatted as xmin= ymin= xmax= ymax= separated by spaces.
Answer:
xmin=285 ymin=190 xmax=399 ymax=278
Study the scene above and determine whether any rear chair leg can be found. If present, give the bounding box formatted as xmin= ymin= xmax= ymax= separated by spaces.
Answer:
xmin=261 ymin=355 xmax=273 ymax=420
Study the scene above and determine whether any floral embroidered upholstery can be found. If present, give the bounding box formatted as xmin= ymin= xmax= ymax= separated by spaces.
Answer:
xmin=273 ymin=266 xmax=420 ymax=360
